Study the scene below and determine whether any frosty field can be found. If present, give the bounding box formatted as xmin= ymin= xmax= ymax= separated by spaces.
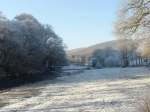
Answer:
xmin=0 ymin=67 xmax=150 ymax=112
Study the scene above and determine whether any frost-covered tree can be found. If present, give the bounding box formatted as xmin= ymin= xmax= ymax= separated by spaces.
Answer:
xmin=92 ymin=47 xmax=121 ymax=67
xmin=0 ymin=12 xmax=67 ymax=78
xmin=14 ymin=14 xmax=47 ymax=71
xmin=114 ymin=0 xmax=150 ymax=57
xmin=92 ymin=49 xmax=105 ymax=67
xmin=45 ymin=25 xmax=67 ymax=67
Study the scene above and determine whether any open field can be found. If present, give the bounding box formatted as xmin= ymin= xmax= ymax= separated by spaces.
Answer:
xmin=0 ymin=67 xmax=150 ymax=112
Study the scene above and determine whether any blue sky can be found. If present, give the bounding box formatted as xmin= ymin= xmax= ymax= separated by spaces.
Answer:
xmin=0 ymin=0 xmax=119 ymax=49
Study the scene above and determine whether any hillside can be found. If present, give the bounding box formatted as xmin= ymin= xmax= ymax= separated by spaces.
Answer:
xmin=67 ymin=40 xmax=119 ymax=58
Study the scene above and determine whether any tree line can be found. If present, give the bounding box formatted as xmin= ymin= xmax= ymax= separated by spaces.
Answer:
xmin=91 ymin=40 xmax=149 ymax=68
xmin=0 ymin=12 xmax=67 ymax=80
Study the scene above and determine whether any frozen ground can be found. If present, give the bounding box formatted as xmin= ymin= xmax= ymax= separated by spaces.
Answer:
xmin=0 ymin=67 xmax=150 ymax=112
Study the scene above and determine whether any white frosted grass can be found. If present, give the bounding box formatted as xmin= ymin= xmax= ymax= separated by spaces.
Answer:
xmin=0 ymin=67 xmax=150 ymax=112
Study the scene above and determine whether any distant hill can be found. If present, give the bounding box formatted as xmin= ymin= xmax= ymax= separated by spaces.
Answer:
xmin=67 ymin=40 xmax=120 ymax=58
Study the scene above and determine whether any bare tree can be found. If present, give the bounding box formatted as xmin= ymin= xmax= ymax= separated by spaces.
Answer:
xmin=114 ymin=0 xmax=150 ymax=63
